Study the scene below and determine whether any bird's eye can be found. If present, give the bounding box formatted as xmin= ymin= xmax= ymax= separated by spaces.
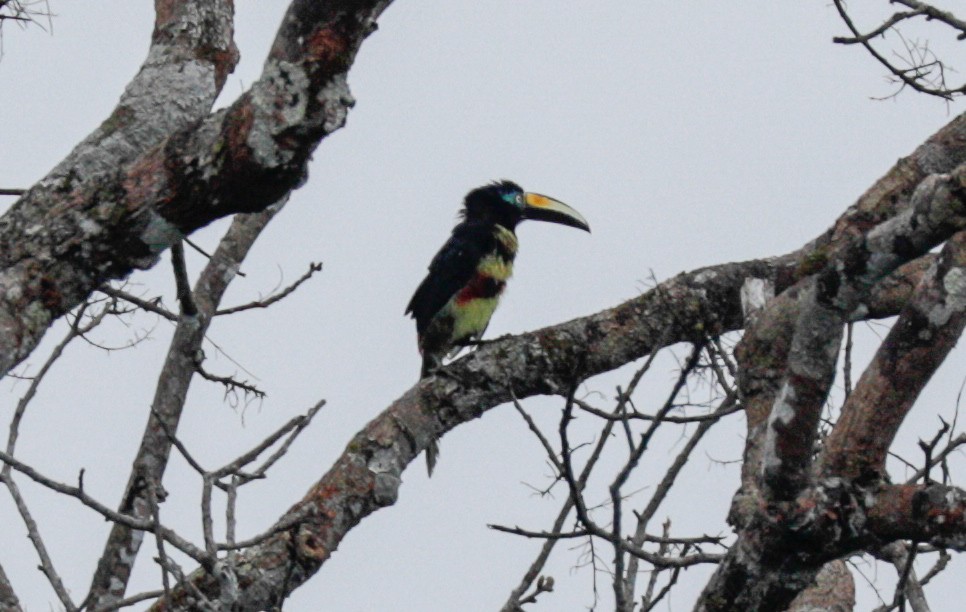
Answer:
xmin=501 ymin=191 xmax=524 ymax=207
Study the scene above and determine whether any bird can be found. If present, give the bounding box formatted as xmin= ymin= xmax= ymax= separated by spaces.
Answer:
xmin=406 ymin=180 xmax=590 ymax=474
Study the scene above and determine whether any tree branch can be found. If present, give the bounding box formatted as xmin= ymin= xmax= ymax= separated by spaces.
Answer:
xmin=0 ymin=0 xmax=387 ymax=378
xmin=86 ymin=204 xmax=284 ymax=608
xmin=0 ymin=562 xmax=22 ymax=612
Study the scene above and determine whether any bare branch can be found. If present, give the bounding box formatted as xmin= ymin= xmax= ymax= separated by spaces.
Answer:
xmin=170 ymin=242 xmax=198 ymax=317
xmin=623 ymin=392 xmax=738 ymax=603
xmin=499 ymin=396 xmax=620 ymax=612
xmin=215 ymin=262 xmax=322 ymax=316
xmin=873 ymin=542 xmax=931 ymax=612
xmin=0 ymin=474 xmax=75 ymax=610
xmin=608 ymin=343 xmax=705 ymax=609
xmin=4 ymin=301 xmax=109 ymax=472
xmin=906 ymin=433 xmax=966 ymax=483
xmin=97 ymin=286 xmax=177 ymax=322
xmin=88 ymin=205 xmax=285 ymax=609
xmin=88 ymin=589 xmax=166 ymax=612
xmin=194 ymin=361 xmax=266 ymax=400
xmin=211 ymin=400 xmax=326 ymax=482
xmin=832 ymin=0 xmax=966 ymax=99
xmin=0 ymin=450 xmax=209 ymax=565
xmin=893 ymin=0 xmax=966 ymax=39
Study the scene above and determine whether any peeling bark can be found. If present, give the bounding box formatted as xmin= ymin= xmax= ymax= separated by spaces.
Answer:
xmin=0 ymin=0 xmax=389 ymax=378
xmin=823 ymin=231 xmax=966 ymax=481
xmin=701 ymin=141 xmax=966 ymax=609
xmin=787 ymin=560 xmax=855 ymax=612
xmin=143 ymin=251 xmax=929 ymax=609
xmin=867 ymin=483 xmax=966 ymax=549
xmin=3 ymin=1 xmax=966 ymax=608
xmin=0 ymin=0 xmax=238 ymax=377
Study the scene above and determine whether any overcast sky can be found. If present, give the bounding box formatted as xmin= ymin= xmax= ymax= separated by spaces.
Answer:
xmin=1 ymin=2 xmax=965 ymax=611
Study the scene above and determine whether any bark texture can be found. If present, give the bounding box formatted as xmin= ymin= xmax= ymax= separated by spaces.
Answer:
xmin=3 ymin=2 xmax=966 ymax=610
xmin=0 ymin=0 xmax=388 ymax=378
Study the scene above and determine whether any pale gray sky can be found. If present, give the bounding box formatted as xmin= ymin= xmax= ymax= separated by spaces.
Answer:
xmin=1 ymin=2 xmax=964 ymax=610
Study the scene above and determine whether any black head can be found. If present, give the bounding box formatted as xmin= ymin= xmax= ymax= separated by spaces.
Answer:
xmin=460 ymin=180 xmax=590 ymax=232
xmin=461 ymin=180 xmax=527 ymax=229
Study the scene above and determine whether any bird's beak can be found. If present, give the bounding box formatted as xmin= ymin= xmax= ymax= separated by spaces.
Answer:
xmin=522 ymin=193 xmax=591 ymax=232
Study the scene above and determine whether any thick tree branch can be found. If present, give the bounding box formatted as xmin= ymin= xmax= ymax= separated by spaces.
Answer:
xmin=823 ymin=230 xmax=966 ymax=480
xmin=0 ymin=0 xmax=237 ymax=374
xmin=700 ymin=145 xmax=966 ymax=609
xmin=867 ymin=483 xmax=966 ymax=548
xmin=787 ymin=560 xmax=856 ymax=612
xmin=763 ymin=164 xmax=966 ymax=500
xmin=146 ymin=250 xmax=879 ymax=608
xmin=0 ymin=562 xmax=21 ymax=612
xmin=0 ymin=0 xmax=388 ymax=379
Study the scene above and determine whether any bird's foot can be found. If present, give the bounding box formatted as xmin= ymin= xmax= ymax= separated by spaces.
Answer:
xmin=420 ymin=360 xmax=464 ymax=385
xmin=456 ymin=334 xmax=511 ymax=349
xmin=431 ymin=367 xmax=464 ymax=385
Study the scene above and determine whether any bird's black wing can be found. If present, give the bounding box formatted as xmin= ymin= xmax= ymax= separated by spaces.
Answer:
xmin=406 ymin=221 xmax=495 ymax=336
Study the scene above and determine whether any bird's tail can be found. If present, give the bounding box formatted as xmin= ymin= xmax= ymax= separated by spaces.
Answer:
xmin=420 ymin=353 xmax=439 ymax=379
xmin=425 ymin=439 xmax=439 ymax=476
xmin=420 ymin=355 xmax=441 ymax=476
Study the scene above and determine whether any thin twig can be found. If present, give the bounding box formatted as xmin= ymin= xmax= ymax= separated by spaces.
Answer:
xmin=499 ymin=397 xmax=621 ymax=612
xmin=844 ymin=322 xmax=854 ymax=399
xmin=831 ymin=0 xmax=966 ymax=99
xmin=88 ymin=589 xmax=166 ymax=612
xmin=146 ymin=478 xmax=172 ymax=598
xmin=4 ymin=302 xmax=106 ymax=470
xmin=0 ymin=450 xmax=209 ymax=565
xmin=213 ymin=400 xmax=325 ymax=480
xmin=557 ymin=379 xmax=720 ymax=570
xmin=98 ymin=286 xmax=177 ymax=321
xmin=0 ymin=474 xmax=76 ymax=610
xmin=194 ymin=361 xmax=266 ymax=400
xmin=215 ymin=262 xmax=322 ymax=316
xmin=170 ymin=241 xmax=198 ymax=317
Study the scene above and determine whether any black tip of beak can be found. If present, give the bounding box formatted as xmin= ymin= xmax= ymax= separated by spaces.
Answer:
xmin=522 ymin=194 xmax=591 ymax=232
xmin=524 ymin=209 xmax=591 ymax=232
xmin=555 ymin=215 xmax=591 ymax=232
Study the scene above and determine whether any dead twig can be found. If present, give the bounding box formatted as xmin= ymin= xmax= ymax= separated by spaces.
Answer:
xmin=216 ymin=262 xmax=322 ymax=316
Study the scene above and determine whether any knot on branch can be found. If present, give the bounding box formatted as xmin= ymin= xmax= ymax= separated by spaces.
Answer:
xmin=295 ymin=528 xmax=329 ymax=562
xmin=759 ymin=479 xmax=868 ymax=562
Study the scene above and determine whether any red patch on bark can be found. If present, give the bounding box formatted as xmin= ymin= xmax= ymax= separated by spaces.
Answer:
xmin=39 ymin=277 xmax=62 ymax=312
xmin=154 ymin=0 xmax=177 ymax=28
xmin=123 ymin=152 xmax=169 ymax=212
xmin=306 ymin=28 xmax=349 ymax=64
xmin=224 ymin=99 xmax=255 ymax=168
xmin=209 ymin=43 xmax=241 ymax=90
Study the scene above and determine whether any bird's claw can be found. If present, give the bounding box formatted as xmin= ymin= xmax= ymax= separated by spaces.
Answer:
xmin=457 ymin=334 xmax=511 ymax=349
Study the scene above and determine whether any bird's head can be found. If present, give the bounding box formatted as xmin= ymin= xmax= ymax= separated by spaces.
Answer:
xmin=461 ymin=180 xmax=590 ymax=232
